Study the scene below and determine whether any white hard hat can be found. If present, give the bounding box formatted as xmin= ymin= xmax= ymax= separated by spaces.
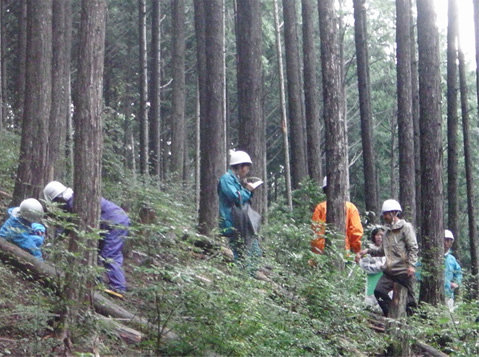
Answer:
xmin=322 ymin=176 xmax=328 ymax=189
xmin=229 ymin=150 xmax=252 ymax=166
xmin=43 ymin=181 xmax=68 ymax=202
xmin=18 ymin=198 xmax=44 ymax=222
xmin=381 ymin=199 xmax=402 ymax=214
xmin=444 ymin=229 xmax=454 ymax=240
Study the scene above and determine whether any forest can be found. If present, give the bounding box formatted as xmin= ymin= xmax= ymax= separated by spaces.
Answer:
xmin=1 ymin=0 xmax=479 ymax=356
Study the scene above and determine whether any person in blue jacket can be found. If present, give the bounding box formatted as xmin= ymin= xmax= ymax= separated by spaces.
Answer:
xmin=218 ymin=150 xmax=261 ymax=265
xmin=444 ymin=229 xmax=462 ymax=311
xmin=43 ymin=181 xmax=129 ymax=299
xmin=0 ymin=198 xmax=46 ymax=260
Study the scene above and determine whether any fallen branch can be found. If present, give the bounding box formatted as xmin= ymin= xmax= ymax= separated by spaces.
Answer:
xmin=0 ymin=337 xmax=17 ymax=343
xmin=0 ymin=190 xmax=12 ymax=199
xmin=366 ymin=311 xmax=449 ymax=357
xmin=0 ymin=238 xmax=177 ymax=342
xmin=414 ymin=341 xmax=449 ymax=357
xmin=97 ymin=315 xmax=143 ymax=344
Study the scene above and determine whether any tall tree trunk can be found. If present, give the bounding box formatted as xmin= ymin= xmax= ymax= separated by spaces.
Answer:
xmin=195 ymin=81 xmax=201 ymax=216
xmin=388 ymin=114 xmax=396 ymax=198
xmin=353 ymin=0 xmax=378 ymax=217
xmin=458 ymin=40 xmax=479 ymax=297
xmin=388 ymin=112 xmax=398 ymax=198
xmin=223 ymin=1 xmax=227 ymax=173
xmin=396 ymin=0 xmax=416 ymax=225
xmin=48 ymin=0 xmax=72 ymax=182
xmin=0 ymin=0 xmax=3 ymax=131
xmin=410 ymin=0 xmax=421 ymax=238
xmin=301 ymin=0 xmax=322 ymax=185
xmin=318 ymin=0 xmax=347 ymax=266
xmin=273 ymin=0 xmax=292 ymax=210
xmin=170 ymin=0 xmax=186 ymax=180
xmin=282 ymin=0 xmax=308 ymax=189
xmin=236 ymin=0 xmax=266 ymax=216
xmin=447 ymin=0 xmax=460 ymax=254
xmin=194 ymin=0 xmax=206 ymax=213
xmin=473 ymin=0 xmax=479 ymax=118
xmin=198 ymin=0 xmax=224 ymax=235
xmin=15 ymin=1 xmax=28 ymax=125
xmin=417 ymin=0 xmax=444 ymax=306
xmin=149 ymin=0 xmax=161 ymax=178
xmin=138 ymin=0 xmax=149 ymax=175
xmin=12 ymin=0 xmax=52 ymax=204
xmin=59 ymin=0 xmax=107 ymax=344
xmin=0 ymin=0 xmax=6 ymax=127
xmin=194 ymin=0 xmax=207 ymax=139
xmin=338 ymin=0 xmax=350 ymax=199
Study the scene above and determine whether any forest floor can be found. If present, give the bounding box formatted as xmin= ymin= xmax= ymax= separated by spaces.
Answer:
xmin=0 ymin=190 xmax=475 ymax=356
xmin=0 ymin=250 xmax=156 ymax=356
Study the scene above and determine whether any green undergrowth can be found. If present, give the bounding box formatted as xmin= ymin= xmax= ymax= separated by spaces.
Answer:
xmin=1 ymin=157 xmax=479 ymax=355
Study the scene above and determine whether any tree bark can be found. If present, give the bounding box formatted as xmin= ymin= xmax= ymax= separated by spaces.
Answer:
xmin=48 ymin=0 xmax=72 ymax=182
xmin=447 ymin=0 xmax=460 ymax=256
xmin=138 ymin=0 xmax=149 ymax=175
xmin=0 ymin=0 xmax=6 ymax=127
xmin=353 ymin=0 xmax=378 ymax=217
xmin=318 ymin=0 xmax=347 ymax=265
xmin=63 ymin=0 xmax=107 ymax=341
xmin=236 ymin=0 xmax=266 ymax=216
xmin=0 ymin=0 xmax=3 ymax=131
xmin=273 ymin=0 xmax=293 ymax=210
xmin=149 ymin=0 xmax=161 ymax=178
xmin=301 ymin=0 xmax=322 ymax=185
xmin=396 ymin=0 xmax=416 ymax=225
xmin=12 ymin=0 xmax=52 ymax=204
xmin=417 ymin=0 xmax=444 ymax=305
xmin=458 ymin=41 xmax=479 ymax=297
xmin=473 ymin=0 xmax=479 ymax=121
xmin=282 ymin=0 xmax=308 ymax=189
xmin=15 ymin=0 xmax=27 ymax=125
xmin=194 ymin=0 xmax=206 ymax=214
xmin=386 ymin=283 xmax=411 ymax=356
xmin=170 ymin=0 xmax=186 ymax=181
xmin=198 ymin=0 xmax=224 ymax=235
xmin=410 ymin=1 xmax=421 ymax=237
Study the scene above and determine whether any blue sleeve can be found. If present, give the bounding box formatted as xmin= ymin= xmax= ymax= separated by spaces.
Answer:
xmin=415 ymin=260 xmax=422 ymax=281
xmin=454 ymin=259 xmax=462 ymax=285
xmin=218 ymin=173 xmax=251 ymax=205
xmin=0 ymin=218 xmax=43 ymax=260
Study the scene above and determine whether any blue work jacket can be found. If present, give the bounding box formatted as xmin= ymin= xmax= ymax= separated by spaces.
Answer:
xmin=444 ymin=250 xmax=462 ymax=299
xmin=0 ymin=208 xmax=45 ymax=260
xmin=217 ymin=169 xmax=252 ymax=236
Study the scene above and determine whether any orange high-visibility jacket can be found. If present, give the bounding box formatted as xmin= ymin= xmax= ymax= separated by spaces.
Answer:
xmin=311 ymin=201 xmax=363 ymax=254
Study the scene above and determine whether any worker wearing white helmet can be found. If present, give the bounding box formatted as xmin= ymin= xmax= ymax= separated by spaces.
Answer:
xmin=443 ymin=229 xmax=462 ymax=311
xmin=43 ymin=180 xmax=129 ymax=299
xmin=0 ymin=198 xmax=46 ymax=260
xmin=218 ymin=150 xmax=262 ymax=266
xmin=356 ymin=198 xmax=418 ymax=317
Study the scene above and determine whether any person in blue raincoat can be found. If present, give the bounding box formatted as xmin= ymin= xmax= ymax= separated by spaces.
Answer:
xmin=444 ymin=229 xmax=462 ymax=311
xmin=218 ymin=150 xmax=262 ymax=267
xmin=43 ymin=181 xmax=129 ymax=299
xmin=0 ymin=198 xmax=46 ymax=260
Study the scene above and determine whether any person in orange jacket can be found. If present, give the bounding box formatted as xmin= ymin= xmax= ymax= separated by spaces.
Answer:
xmin=311 ymin=177 xmax=363 ymax=254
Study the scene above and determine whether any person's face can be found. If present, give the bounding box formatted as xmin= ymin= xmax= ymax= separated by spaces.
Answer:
xmin=444 ymin=238 xmax=454 ymax=251
xmin=238 ymin=164 xmax=251 ymax=178
xmin=374 ymin=231 xmax=383 ymax=247
xmin=382 ymin=211 xmax=393 ymax=224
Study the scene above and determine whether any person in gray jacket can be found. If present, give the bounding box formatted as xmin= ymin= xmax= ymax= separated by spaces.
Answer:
xmin=356 ymin=199 xmax=419 ymax=316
